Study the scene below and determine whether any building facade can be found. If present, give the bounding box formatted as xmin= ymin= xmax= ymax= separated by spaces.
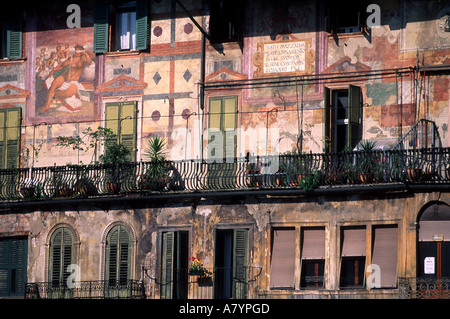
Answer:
xmin=0 ymin=0 xmax=449 ymax=299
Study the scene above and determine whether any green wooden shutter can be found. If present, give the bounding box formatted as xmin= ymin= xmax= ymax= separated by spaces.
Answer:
xmin=208 ymin=98 xmax=222 ymax=159
xmin=5 ymin=108 xmax=21 ymax=169
xmin=161 ymin=231 xmax=174 ymax=299
xmin=6 ymin=10 xmax=22 ymax=59
xmin=94 ymin=0 xmax=110 ymax=53
xmin=120 ymin=102 xmax=137 ymax=162
xmin=135 ymin=0 xmax=148 ymax=51
xmin=106 ymin=225 xmax=130 ymax=285
xmin=105 ymin=102 xmax=137 ymax=161
xmin=0 ymin=238 xmax=27 ymax=297
xmin=348 ymin=85 xmax=361 ymax=149
xmin=324 ymin=87 xmax=331 ymax=153
xmin=50 ymin=228 xmax=73 ymax=286
xmin=0 ymin=240 xmax=9 ymax=296
xmin=105 ymin=103 xmax=120 ymax=148
xmin=223 ymin=96 xmax=237 ymax=159
xmin=233 ymin=229 xmax=248 ymax=299
xmin=0 ymin=108 xmax=21 ymax=169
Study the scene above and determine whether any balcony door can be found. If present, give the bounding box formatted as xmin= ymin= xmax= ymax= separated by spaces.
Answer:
xmin=214 ymin=228 xmax=248 ymax=299
xmin=160 ymin=231 xmax=189 ymax=299
xmin=207 ymin=96 xmax=237 ymax=189
xmin=418 ymin=203 xmax=450 ymax=298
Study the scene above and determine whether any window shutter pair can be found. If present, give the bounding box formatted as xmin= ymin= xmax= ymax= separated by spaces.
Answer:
xmin=0 ymin=108 xmax=21 ymax=169
xmin=161 ymin=231 xmax=189 ymax=299
xmin=94 ymin=0 xmax=148 ymax=53
xmin=0 ymin=238 xmax=27 ymax=297
xmin=50 ymin=228 xmax=74 ymax=286
xmin=106 ymin=225 xmax=131 ymax=285
xmin=105 ymin=101 xmax=137 ymax=162
xmin=324 ymin=86 xmax=361 ymax=152
xmin=3 ymin=9 xmax=23 ymax=59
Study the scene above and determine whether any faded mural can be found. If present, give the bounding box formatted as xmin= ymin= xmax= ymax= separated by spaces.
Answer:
xmin=35 ymin=29 xmax=95 ymax=118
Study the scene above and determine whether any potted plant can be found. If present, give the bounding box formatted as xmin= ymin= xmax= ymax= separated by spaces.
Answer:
xmin=357 ymin=140 xmax=378 ymax=183
xmin=100 ymin=143 xmax=131 ymax=194
xmin=405 ymin=154 xmax=422 ymax=182
xmin=188 ymin=256 xmax=211 ymax=276
xmin=140 ymin=136 xmax=171 ymax=191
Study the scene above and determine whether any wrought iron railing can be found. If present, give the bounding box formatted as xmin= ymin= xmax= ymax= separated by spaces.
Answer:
xmin=24 ymin=280 xmax=145 ymax=299
xmin=398 ymin=277 xmax=450 ymax=299
xmin=144 ymin=266 xmax=262 ymax=299
xmin=2 ymin=147 xmax=449 ymax=201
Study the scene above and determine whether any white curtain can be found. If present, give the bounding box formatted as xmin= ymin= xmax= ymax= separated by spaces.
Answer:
xmin=119 ymin=11 xmax=136 ymax=50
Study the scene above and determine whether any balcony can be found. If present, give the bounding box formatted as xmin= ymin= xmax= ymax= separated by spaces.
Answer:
xmin=24 ymin=280 xmax=145 ymax=299
xmin=1 ymin=147 xmax=449 ymax=203
xmin=398 ymin=277 xmax=450 ymax=299
xmin=144 ymin=266 xmax=262 ymax=299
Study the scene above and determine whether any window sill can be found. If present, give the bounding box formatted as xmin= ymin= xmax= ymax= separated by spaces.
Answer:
xmin=0 ymin=57 xmax=27 ymax=64
xmin=104 ymin=50 xmax=141 ymax=57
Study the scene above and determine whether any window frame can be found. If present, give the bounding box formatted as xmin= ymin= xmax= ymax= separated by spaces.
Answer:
xmin=326 ymin=0 xmax=369 ymax=36
xmin=160 ymin=230 xmax=190 ymax=299
xmin=269 ymin=227 xmax=296 ymax=290
xmin=94 ymin=0 xmax=148 ymax=53
xmin=300 ymin=227 xmax=326 ymax=289
xmin=104 ymin=101 xmax=138 ymax=162
xmin=339 ymin=226 xmax=367 ymax=289
xmin=105 ymin=224 xmax=132 ymax=287
xmin=209 ymin=0 xmax=244 ymax=44
xmin=0 ymin=107 xmax=22 ymax=169
xmin=324 ymin=85 xmax=362 ymax=153
xmin=0 ymin=237 xmax=27 ymax=298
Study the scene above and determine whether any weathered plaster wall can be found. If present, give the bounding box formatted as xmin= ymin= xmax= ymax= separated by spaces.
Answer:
xmin=1 ymin=190 xmax=447 ymax=297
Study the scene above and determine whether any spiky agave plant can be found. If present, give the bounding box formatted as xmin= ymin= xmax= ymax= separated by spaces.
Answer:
xmin=142 ymin=136 xmax=169 ymax=189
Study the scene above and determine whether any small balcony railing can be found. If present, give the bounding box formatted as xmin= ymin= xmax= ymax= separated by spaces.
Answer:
xmin=144 ymin=266 xmax=262 ymax=299
xmin=398 ymin=277 xmax=450 ymax=299
xmin=2 ymin=147 xmax=449 ymax=202
xmin=24 ymin=280 xmax=145 ymax=299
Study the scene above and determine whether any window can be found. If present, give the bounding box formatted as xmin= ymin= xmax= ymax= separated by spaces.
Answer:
xmin=371 ymin=225 xmax=398 ymax=288
xmin=300 ymin=227 xmax=325 ymax=289
xmin=116 ymin=2 xmax=137 ymax=51
xmin=0 ymin=9 xmax=23 ymax=59
xmin=105 ymin=225 xmax=131 ymax=297
xmin=94 ymin=0 xmax=148 ymax=53
xmin=418 ymin=203 xmax=450 ymax=279
xmin=48 ymin=227 xmax=75 ymax=298
xmin=324 ymin=86 xmax=361 ymax=153
xmin=105 ymin=101 xmax=137 ymax=161
xmin=214 ymin=228 xmax=248 ymax=298
xmin=340 ymin=226 xmax=366 ymax=288
xmin=270 ymin=228 xmax=295 ymax=289
xmin=209 ymin=0 xmax=243 ymax=44
xmin=0 ymin=237 xmax=27 ymax=297
xmin=0 ymin=108 xmax=22 ymax=169
xmin=160 ymin=231 xmax=189 ymax=299
xmin=326 ymin=0 xmax=368 ymax=34
xmin=207 ymin=96 xmax=238 ymax=188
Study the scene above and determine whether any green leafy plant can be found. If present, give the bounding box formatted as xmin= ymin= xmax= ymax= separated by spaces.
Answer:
xmin=140 ymin=136 xmax=171 ymax=190
xmin=56 ymin=126 xmax=115 ymax=164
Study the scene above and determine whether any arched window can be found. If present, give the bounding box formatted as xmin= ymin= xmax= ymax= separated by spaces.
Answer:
xmin=418 ymin=203 xmax=450 ymax=279
xmin=49 ymin=227 xmax=75 ymax=290
xmin=105 ymin=225 xmax=131 ymax=286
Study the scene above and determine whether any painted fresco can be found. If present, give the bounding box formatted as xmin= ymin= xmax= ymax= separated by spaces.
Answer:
xmin=35 ymin=29 xmax=95 ymax=118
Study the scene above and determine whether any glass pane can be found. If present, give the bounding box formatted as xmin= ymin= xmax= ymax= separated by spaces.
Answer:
xmin=130 ymin=11 xmax=136 ymax=50
xmin=119 ymin=12 xmax=130 ymax=50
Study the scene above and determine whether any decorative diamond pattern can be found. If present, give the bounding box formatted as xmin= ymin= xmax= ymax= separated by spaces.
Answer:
xmin=183 ymin=69 xmax=192 ymax=83
xmin=153 ymin=71 xmax=161 ymax=85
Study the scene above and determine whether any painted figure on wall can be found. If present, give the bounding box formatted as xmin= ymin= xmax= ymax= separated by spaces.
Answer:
xmin=36 ymin=42 xmax=95 ymax=116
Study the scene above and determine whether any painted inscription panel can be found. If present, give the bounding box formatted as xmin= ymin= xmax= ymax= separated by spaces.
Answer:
xmin=254 ymin=39 xmax=314 ymax=77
